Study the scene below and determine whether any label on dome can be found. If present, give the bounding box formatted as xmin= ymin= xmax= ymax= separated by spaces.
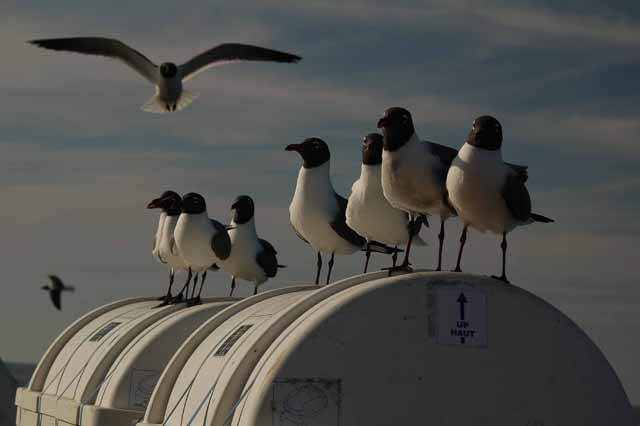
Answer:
xmin=427 ymin=285 xmax=488 ymax=347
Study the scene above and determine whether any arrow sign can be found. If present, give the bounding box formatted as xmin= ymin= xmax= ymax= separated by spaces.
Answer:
xmin=457 ymin=292 xmax=468 ymax=321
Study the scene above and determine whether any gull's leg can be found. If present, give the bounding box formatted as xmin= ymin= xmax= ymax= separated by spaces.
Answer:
xmin=315 ymin=252 xmax=323 ymax=285
xmin=491 ymin=232 xmax=510 ymax=283
xmin=453 ymin=225 xmax=468 ymax=272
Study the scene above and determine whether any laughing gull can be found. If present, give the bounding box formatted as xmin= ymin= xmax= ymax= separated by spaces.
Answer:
xmin=174 ymin=192 xmax=231 ymax=305
xmin=286 ymin=138 xmax=396 ymax=285
xmin=218 ymin=195 xmax=285 ymax=296
xmin=377 ymin=107 xmax=457 ymax=272
xmin=147 ymin=191 xmax=189 ymax=305
xmin=29 ymin=37 xmax=302 ymax=113
xmin=346 ymin=133 xmax=425 ymax=272
xmin=41 ymin=275 xmax=74 ymax=311
xmin=446 ymin=115 xmax=554 ymax=282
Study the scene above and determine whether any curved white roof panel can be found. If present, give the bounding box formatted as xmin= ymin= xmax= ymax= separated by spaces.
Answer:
xmin=15 ymin=297 xmax=237 ymax=426
xmin=230 ymin=272 xmax=635 ymax=426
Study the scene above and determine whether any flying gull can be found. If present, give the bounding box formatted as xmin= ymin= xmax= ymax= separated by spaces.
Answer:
xmin=446 ymin=115 xmax=553 ymax=282
xmin=29 ymin=37 xmax=302 ymax=113
xmin=41 ymin=275 xmax=74 ymax=311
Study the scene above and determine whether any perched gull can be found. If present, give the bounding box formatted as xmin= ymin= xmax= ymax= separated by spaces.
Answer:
xmin=147 ymin=191 xmax=189 ymax=305
xmin=174 ymin=192 xmax=231 ymax=305
xmin=29 ymin=37 xmax=302 ymax=113
xmin=346 ymin=133 xmax=424 ymax=272
xmin=218 ymin=195 xmax=285 ymax=296
xmin=41 ymin=275 xmax=74 ymax=311
xmin=286 ymin=138 xmax=396 ymax=284
xmin=377 ymin=107 xmax=457 ymax=272
xmin=446 ymin=115 xmax=553 ymax=282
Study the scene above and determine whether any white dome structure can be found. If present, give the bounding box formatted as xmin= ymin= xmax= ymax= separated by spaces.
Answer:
xmin=15 ymin=272 xmax=635 ymax=426
xmin=15 ymin=297 xmax=237 ymax=426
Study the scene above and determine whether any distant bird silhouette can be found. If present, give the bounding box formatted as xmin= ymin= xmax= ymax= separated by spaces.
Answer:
xmin=41 ymin=275 xmax=74 ymax=310
xmin=29 ymin=37 xmax=302 ymax=113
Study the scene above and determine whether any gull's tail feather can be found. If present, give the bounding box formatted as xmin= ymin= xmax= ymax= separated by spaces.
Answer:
xmin=530 ymin=213 xmax=554 ymax=223
xmin=141 ymin=94 xmax=169 ymax=113
xmin=175 ymin=89 xmax=199 ymax=112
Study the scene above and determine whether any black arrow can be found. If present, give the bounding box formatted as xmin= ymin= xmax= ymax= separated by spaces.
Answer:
xmin=457 ymin=292 xmax=468 ymax=321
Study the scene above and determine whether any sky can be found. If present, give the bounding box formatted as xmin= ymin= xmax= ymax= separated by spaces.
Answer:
xmin=1 ymin=0 xmax=638 ymax=402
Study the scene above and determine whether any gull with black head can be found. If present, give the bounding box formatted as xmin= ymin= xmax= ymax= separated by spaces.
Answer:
xmin=377 ymin=107 xmax=457 ymax=272
xmin=218 ymin=195 xmax=285 ymax=296
xmin=346 ymin=133 xmax=424 ymax=272
xmin=174 ymin=193 xmax=231 ymax=305
xmin=147 ymin=190 xmax=189 ymax=305
xmin=446 ymin=115 xmax=553 ymax=282
xmin=29 ymin=37 xmax=302 ymax=113
xmin=286 ymin=138 xmax=397 ymax=284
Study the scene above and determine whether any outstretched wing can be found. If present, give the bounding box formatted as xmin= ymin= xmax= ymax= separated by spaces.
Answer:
xmin=179 ymin=43 xmax=301 ymax=82
xmin=330 ymin=193 xmax=366 ymax=247
xmin=49 ymin=289 xmax=62 ymax=310
xmin=256 ymin=239 xmax=279 ymax=278
xmin=502 ymin=174 xmax=532 ymax=222
xmin=210 ymin=219 xmax=232 ymax=260
xmin=30 ymin=37 xmax=158 ymax=84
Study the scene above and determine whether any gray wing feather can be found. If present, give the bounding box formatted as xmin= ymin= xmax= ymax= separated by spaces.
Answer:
xmin=502 ymin=174 xmax=532 ymax=222
xmin=506 ymin=162 xmax=528 ymax=182
xmin=30 ymin=37 xmax=158 ymax=84
xmin=210 ymin=219 xmax=231 ymax=260
xmin=425 ymin=141 xmax=458 ymax=184
xmin=256 ymin=239 xmax=279 ymax=278
xmin=330 ymin=193 xmax=366 ymax=247
xmin=179 ymin=43 xmax=301 ymax=82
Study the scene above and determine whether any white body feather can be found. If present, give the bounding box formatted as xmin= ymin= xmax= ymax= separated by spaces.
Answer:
xmin=381 ymin=133 xmax=452 ymax=218
xmin=158 ymin=215 xmax=188 ymax=271
xmin=346 ymin=164 xmax=424 ymax=246
xmin=446 ymin=143 xmax=525 ymax=234
xmin=152 ymin=212 xmax=166 ymax=263
xmin=289 ymin=163 xmax=360 ymax=255
xmin=174 ymin=212 xmax=220 ymax=272
xmin=142 ymin=79 xmax=198 ymax=113
xmin=218 ymin=218 xmax=267 ymax=284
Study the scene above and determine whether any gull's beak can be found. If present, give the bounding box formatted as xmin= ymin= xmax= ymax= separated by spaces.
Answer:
xmin=230 ymin=202 xmax=238 ymax=210
xmin=285 ymin=143 xmax=302 ymax=152
xmin=147 ymin=198 xmax=163 ymax=209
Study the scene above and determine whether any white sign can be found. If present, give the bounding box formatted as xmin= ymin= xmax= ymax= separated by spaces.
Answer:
xmin=427 ymin=284 xmax=488 ymax=347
